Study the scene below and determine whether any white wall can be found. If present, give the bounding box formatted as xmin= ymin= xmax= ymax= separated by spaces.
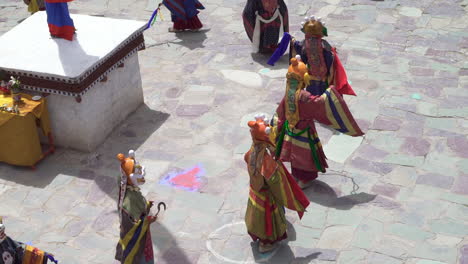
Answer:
xmin=42 ymin=53 xmax=144 ymax=152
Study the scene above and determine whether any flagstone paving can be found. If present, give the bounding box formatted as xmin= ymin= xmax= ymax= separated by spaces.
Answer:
xmin=0 ymin=0 xmax=467 ymax=263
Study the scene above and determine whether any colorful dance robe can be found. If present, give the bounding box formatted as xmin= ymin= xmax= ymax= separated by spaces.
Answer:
xmin=242 ymin=0 xmax=289 ymax=53
xmin=0 ymin=236 xmax=56 ymax=264
xmin=291 ymin=37 xmax=355 ymax=96
xmin=273 ymin=82 xmax=363 ymax=181
xmin=269 ymin=32 xmax=355 ymax=97
xmin=163 ymin=0 xmax=204 ymax=30
xmin=45 ymin=0 xmax=75 ymax=41
xmin=115 ymin=185 xmax=154 ymax=264
xmin=244 ymin=141 xmax=309 ymax=244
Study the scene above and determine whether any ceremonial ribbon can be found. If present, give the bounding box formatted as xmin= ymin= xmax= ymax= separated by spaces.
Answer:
xmin=158 ymin=10 xmax=164 ymax=21
xmin=265 ymin=194 xmax=272 ymax=236
xmin=145 ymin=3 xmax=163 ymax=30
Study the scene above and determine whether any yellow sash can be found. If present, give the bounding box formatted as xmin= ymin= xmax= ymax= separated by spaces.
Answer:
xmin=284 ymin=72 xmax=305 ymax=129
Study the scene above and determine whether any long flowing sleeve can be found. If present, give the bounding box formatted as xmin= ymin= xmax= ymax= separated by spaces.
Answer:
xmin=300 ymin=87 xmax=363 ymax=136
xmin=265 ymin=158 xmax=310 ymax=219
xmin=332 ymin=49 xmax=356 ymax=96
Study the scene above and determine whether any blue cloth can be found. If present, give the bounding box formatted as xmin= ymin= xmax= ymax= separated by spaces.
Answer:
xmin=45 ymin=2 xmax=74 ymax=27
xmin=46 ymin=254 xmax=59 ymax=264
xmin=163 ymin=0 xmax=204 ymax=21
xmin=267 ymin=32 xmax=291 ymax=66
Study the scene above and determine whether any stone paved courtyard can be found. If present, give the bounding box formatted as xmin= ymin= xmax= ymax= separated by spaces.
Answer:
xmin=1 ymin=0 xmax=468 ymax=263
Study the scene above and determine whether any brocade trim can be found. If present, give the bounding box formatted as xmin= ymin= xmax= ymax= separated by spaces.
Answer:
xmin=1 ymin=28 xmax=146 ymax=97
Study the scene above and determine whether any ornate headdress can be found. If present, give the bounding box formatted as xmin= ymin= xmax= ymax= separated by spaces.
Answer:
xmin=117 ymin=150 xmax=145 ymax=186
xmin=248 ymin=114 xmax=271 ymax=142
xmin=117 ymin=150 xmax=146 ymax=218
xmin=300 ymin=15 xmax=327 ymax=37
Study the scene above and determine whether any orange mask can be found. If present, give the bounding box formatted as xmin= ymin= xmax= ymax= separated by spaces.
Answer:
xmin=288 ymin=55 xmax=308 ymax=78
xmin=248 ymin=114 xmax=271 ymax=142
xmin=117 ymin=152 xmax=146 ymax=186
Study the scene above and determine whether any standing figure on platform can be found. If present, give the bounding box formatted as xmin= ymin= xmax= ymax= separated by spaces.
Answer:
xmin=23 ymin=0 xmax=45 ymax=14
xmin=44 ymin=0 xmax=75 ymax=41
xmin=115 ymin=150 xmax=157 ymax=264
xmin=163 ymin=0 xmax=205 ymax=32
xmin=244 ymin=114 xmax=309 ymax=253
xmin=268 ymin=15 xmax=355 ymax=97
xmin=242 ymin=0 xmax=289 ymax=53
xmin=271 ymin=56 xmax=364 ymax=189
xmin=0 ymin=217 xmax=58 ymax=264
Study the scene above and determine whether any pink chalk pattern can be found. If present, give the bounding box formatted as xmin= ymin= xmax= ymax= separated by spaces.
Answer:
xmin=160 ymin=164 xmax=204 ymax=191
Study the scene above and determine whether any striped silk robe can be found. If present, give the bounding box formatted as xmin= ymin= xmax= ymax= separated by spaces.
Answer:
xmin=115 ymin=185 xmax=154 ymax=264
xmin=273 ymin=81 xmax=364 ymax=181
xmin=244 ymin=139 xmax=309 ymax=244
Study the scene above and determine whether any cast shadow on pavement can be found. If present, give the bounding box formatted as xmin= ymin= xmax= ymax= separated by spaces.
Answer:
xmin=302 ymin=180 xmax=376 ymax=210
xmin=250 ymin=222 xmax=321 ymax=263
xmin=172 ymin=29 xmax=210 ymax=50
xmin=251 ymin=244 xmax=320 ymax=264
xmin=150 ymin=222 xmax=193 ymax=264
xmin=250 ymin=52 xmax=289 ymax=68
xmin=0 ymin=104 xmax=169 ymax=192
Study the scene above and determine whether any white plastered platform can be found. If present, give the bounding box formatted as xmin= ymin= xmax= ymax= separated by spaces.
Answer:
xmin=0 ymin=12 xmax=147 ymax=151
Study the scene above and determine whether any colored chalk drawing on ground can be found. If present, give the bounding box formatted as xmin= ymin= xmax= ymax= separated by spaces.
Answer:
xmin=159 ymin=164 xmax=204 ymax=191
xmin=206 ymin=222 xmax=279 ymax=263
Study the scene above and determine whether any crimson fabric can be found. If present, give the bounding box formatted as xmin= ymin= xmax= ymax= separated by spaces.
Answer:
xmin=144 ymin=230 xmax=154 ymax=261
xmin=333 ymin=49 xmax=356 ymax=96
xmin=265 ymin=193 xmax=272 ymax=236
xmin=292 ymin=167 xmax=318 ymax=183
xmin=281 ymin=163 xmax=310 ymax=219
xmin=173 ymin=15 xmax=202 ymax=30
xmin=48 ymin=24 xmax=75 ymax=41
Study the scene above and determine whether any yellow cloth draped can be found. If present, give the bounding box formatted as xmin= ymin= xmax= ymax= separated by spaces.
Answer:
xmin=119 ymin=216 xmax=150 ymax=264
xmin=0 ymin=93 xmax=51 ymax=167
xmin=23 ymin=245 xmax=45 ymax=264
xmin=28 ymin=0 xmax=40 ymax=14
